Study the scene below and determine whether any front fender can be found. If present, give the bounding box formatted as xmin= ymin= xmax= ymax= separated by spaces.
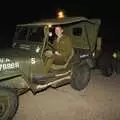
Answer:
xmin=0 ymin=69 xmax=22 ymax=81
xmin=0 ymin=69 xmax=29 ymax=90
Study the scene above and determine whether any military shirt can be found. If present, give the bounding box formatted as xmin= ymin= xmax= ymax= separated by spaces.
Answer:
xmin=53 ymin=34 xmax=72 ymax=61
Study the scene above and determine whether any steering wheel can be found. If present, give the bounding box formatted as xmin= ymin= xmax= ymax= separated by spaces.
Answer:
xmin=44 ymin=41 xmax=56 ymax=52
xmin=42 ymin=41 xmax=56 ymax=61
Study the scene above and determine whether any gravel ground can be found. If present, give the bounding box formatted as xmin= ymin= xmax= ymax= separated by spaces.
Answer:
xmin=13 ymin=70 xmax=120 ymax=120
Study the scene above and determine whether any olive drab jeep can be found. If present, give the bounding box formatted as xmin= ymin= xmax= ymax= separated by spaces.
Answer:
xmin=0 ymin=16 xmax=101 ymax=120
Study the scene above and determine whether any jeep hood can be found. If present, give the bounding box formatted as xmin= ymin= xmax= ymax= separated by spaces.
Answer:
xmin=0 ymin=48 xmax=35 ymax=58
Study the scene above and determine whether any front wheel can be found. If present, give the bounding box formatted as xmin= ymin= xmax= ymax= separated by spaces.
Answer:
xmin=0 ymin=87 xmax=19 ymax=120
xmin=71 ymin=62 xmax=91 ymax=91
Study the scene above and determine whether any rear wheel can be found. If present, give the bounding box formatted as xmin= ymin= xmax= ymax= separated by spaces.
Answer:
xmin=0 ymin=87 xmax=19 ymax=120
xmin=71 ymin=62 xmax=91 ymax=91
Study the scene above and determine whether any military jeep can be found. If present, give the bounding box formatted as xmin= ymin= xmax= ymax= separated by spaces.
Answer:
xmin=0 ymin=17 xmax=101 ymax=120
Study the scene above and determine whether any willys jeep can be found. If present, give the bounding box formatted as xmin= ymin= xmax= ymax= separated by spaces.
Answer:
xmin=0 ymin=17 xmax=101 ymax=120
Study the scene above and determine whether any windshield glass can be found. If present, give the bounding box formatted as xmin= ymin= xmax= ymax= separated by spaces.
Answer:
xmin=28 ymin=27 xmax=44 ymax=42
xmin=14 ymin=26 xmax=28 ymax=41
xmin=13 ymin=26 xmax=44 ymax=43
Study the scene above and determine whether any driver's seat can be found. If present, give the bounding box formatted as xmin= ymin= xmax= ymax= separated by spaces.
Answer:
xmin=51 ymin=49 xmax=74 ymax=70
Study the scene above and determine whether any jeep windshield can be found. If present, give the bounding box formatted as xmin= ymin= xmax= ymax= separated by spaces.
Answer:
xmin=12 ymin=26 xmax=45 ymax=52
xmin=13 ymin=26 xmax=44 ymax=42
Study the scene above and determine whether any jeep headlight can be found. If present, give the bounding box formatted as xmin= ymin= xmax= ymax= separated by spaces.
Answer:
xmin=92 ymin=52 xmax=95 ymax=57
xmin=35 ymin=46 xmax=40 ymax=53
xmin=31 ymin=58 xmax=36 ymax=64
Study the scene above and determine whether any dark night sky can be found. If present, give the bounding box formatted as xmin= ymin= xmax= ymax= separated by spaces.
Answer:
xmin=0 ymin=1 xmax=120 ymax=50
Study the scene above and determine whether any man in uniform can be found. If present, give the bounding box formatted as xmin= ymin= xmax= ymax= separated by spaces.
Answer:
xmin=44 ymin=26 xmax=73 ymax=73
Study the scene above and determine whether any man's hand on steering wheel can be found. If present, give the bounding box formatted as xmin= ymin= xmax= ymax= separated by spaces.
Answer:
xmin=44 ymin=50 xmax=53 ymax=58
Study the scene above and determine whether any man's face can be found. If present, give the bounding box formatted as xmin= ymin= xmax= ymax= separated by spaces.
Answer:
xmin=55 ymin=26 xmax=63 ymax=37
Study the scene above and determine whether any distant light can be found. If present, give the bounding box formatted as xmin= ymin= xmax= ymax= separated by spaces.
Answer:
xmin=113 ymin=52 xmax=117 ymax=58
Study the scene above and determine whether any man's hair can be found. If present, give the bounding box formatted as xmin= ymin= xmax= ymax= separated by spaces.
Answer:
xmin=55 ymin=26 xmax=63 ymax=29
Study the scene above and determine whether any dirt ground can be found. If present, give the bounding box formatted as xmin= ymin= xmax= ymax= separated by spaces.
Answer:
xmin=13 ymin=70 xmax=120 ymax=120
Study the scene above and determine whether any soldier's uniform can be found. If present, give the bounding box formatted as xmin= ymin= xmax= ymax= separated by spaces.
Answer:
xmin=44 ymin=34 xmax=72 ymax=73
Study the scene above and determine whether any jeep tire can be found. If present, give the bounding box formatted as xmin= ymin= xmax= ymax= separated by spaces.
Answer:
xmin=71 ymin=62 xmax=91 ymax=91
xmin=0 ymin=87 xmax=19 ymax=120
